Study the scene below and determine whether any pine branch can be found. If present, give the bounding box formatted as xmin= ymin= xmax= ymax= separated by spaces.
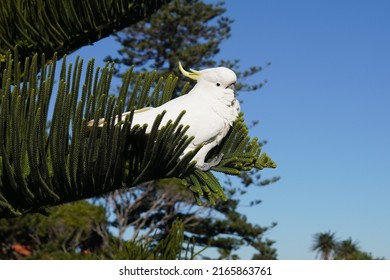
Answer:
xmin=0 ymin=52 xmax=276 ymax=217
xmin=0 ymin=0 xmax=172 ymax=82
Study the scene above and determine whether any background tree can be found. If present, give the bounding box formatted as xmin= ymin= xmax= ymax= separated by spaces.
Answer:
xmin=106 ymin=0 xmax=269 ymax=92
xmin=0 ymin=201 xmax=107 ymax=259
xmin=102 ymin=0 xmax=279 ymax=259
xmin=0 ymin=201 xmax=198 ymax=260
xmin=98 ymin=175 xmax=278 ymax=259
xmin=312 ymin=232 xmax=384 ymax=260
xmin=312 ymin=231 xmax=337 ymax=260
xmin=334 ymin=238 xmax=360 ymax=260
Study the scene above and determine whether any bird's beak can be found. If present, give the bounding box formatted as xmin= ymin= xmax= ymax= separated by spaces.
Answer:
xmin=178 ymin=61 xmax=202 ymax=80
xmin=227 ymin=83 xmax=236 ymax=96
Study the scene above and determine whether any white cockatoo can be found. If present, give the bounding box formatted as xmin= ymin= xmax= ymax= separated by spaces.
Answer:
xmin=88 ymin=62 xmax=239 ymax=171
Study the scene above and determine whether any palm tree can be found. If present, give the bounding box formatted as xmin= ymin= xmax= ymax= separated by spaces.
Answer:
xmin=334 ymin=238 xmax=360 ymax=260
xmin=312 ymin=231 xmax=337 ymax=260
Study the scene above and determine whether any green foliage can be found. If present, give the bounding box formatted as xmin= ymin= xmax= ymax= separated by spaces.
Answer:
xmin=0 ymin=201 xmax=106 ymax=259
xmin=0 ymin=51 xmax=276 ymax=217
xmin=0 ymin=201 xmax=197 ymax=260
xmin=0 ymin=0 xmax=171 ymax=71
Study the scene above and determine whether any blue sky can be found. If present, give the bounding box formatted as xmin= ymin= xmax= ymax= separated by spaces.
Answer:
xmin=67 ymin=0 xmax=390 ymax=259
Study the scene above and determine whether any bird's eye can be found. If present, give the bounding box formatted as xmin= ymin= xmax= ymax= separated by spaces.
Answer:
xmin=216 ymin=82 xmax=221 ymax=87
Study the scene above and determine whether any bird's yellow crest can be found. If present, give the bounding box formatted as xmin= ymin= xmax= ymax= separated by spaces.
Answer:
xmin=178 ymin=61 xmax=201 ymax=80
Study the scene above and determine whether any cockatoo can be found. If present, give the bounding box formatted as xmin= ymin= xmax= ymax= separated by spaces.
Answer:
xmin=88 ymin=62 xmax=239 ymax=171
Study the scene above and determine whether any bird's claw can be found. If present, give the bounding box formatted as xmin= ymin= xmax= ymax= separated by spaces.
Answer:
xmin=198 ymin=153 xmax=224 ymax=171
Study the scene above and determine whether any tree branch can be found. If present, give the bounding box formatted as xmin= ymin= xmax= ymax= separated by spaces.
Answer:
xmin=0 ymin=52 xmax=276 ymax=217
xmin=0 ymin=0 xmax=172 ymax=66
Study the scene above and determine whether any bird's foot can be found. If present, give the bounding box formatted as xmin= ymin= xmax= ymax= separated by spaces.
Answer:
xmin=197 ymin=153 xmax=224 ymax=171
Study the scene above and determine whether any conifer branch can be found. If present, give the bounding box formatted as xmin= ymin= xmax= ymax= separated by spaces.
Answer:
xmin=0 ymin=0 xmax=171 ymax=73
xmin=0 ymin=52 xmax=276 ymax=217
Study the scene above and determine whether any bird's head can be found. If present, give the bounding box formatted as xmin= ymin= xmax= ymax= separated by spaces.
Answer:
xmin=178 ymin=62 xmax=237 ymax=99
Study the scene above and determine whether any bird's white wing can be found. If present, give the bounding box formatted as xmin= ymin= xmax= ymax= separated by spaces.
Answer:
xmin=87 ymin=62 xmax=239 ymax=170
xmin=125 ymin=94 xmax=195 ymax=132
